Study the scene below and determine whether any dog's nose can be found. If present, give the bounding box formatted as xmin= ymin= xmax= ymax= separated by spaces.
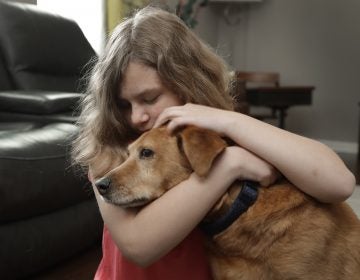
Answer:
xmin=95 ymin=177 xmax=111 ymax=195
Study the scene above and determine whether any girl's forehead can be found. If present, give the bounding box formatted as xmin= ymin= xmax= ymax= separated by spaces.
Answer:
xmin=120 ymin=62 xmax=162 ymax=99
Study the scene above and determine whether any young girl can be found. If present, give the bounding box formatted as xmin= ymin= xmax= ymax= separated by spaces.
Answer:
xmin=72 ymin=6 xmax=355 ymax=280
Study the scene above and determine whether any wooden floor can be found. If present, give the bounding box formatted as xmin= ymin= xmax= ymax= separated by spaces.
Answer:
xmin=29 ymin=154 xmax=359 ymax=280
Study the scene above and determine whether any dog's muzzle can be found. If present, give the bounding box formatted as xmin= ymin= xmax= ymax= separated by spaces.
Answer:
xmin=95 ymin=177 xmax=111 ymax=195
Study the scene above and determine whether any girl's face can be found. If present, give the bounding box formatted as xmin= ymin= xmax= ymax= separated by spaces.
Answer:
xmin=119 ymin=62 xmax=183 ymax=133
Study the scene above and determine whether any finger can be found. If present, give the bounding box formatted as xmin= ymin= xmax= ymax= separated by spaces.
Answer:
xmin=153 ymin=110 xmax=173 ymax=128
xmin=153 ymin=114 xmax=170 ymax=128
xmin=166 ymin=118 xmax=185 ymax=133
xmin=153 ymin=107 xmax=182 ymax=128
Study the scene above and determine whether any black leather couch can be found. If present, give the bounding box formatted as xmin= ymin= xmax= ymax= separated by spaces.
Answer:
xmin=0 ymin=2 xmax=102 ymax=279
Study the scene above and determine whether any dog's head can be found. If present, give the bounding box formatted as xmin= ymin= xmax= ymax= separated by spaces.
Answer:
xmin=94 ymin=126 xmax=227 ymax=207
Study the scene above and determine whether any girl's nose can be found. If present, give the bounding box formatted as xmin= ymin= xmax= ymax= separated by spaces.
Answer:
xmin=131 ymin=105 xmax=150 ymax=127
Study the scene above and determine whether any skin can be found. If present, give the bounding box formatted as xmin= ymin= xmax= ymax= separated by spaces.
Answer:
xmin=92 ymin=62 xmax=355 ymax=267
xmin=154 ymin=105 xmax=355 ymax=202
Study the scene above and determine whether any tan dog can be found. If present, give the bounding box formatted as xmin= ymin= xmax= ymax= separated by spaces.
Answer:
xmin=95 ymin=126 xmax=360 ymax=280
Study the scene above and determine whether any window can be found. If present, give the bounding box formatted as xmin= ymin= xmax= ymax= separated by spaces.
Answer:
xmin=37 ymin=0 xmax=105 ymax=54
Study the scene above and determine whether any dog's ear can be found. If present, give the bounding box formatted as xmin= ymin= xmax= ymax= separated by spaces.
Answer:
xmin=178 ymin=126 xmax=227 ymax=177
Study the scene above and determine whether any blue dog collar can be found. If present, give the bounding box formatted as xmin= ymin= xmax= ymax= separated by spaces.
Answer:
xmin=200 ymin=180 xmax=259 ymax=236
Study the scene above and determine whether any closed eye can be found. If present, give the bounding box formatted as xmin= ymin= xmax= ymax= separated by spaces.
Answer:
xmin=142 ymin=94 xmax=159 ymax=105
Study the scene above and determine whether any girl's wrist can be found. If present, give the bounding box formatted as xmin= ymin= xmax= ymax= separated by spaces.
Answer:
xmin=216 ymin=146 xmax=243 ymax=182
xmin=219 ymin=110 xmax=241 ymax=137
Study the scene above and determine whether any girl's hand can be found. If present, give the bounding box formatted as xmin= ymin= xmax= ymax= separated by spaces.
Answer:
xmin=219 ymin=146 xmax=280 ymax=187
xmin=154 ymin=104 xmax=279 ymax=186
xmin=153 ymin=103 xmax=234 ymax=135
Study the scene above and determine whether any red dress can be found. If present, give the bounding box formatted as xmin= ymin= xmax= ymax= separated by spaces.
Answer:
xmin=94 ymin=226 xmax=213 ymax=280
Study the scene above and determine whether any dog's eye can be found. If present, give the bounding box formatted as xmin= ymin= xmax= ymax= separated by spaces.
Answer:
xmin=139 ymin=148 xmax=154 ymax=159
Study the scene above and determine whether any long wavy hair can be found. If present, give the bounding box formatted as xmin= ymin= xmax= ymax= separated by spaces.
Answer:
xmin=72 ymin=6 xmax=234 ymax=174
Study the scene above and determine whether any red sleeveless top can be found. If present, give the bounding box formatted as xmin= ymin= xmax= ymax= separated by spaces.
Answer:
xmin=94 ymin=226 xmax=213 ymax=280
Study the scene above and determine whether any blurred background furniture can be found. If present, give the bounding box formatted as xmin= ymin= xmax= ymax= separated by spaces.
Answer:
xmin=236 ymin=71 xmax=313 ymax=129
xmin=237 ymin=71 xmax=280 ymax=87
xmin=0 ymin=2 xmax=102 ymax=279
xmin=358 ymin=102 xmax=360 ymax=160
xmin=236 ymin=71 xmax=280 ymax=124
xmin=0 ymin=0 xmax=95 ymax=124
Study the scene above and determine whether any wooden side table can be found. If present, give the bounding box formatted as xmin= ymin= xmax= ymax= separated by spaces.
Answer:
xmin=246 ymin=86 xmax=314 ymax=129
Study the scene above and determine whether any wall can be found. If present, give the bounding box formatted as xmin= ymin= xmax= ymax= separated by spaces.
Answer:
xmin=200 ymin=0 xmax=359 ymax=152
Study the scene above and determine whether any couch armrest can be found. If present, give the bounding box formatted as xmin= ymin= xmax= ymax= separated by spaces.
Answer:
xmin=0 ymin=91 xmax=82 ymax=114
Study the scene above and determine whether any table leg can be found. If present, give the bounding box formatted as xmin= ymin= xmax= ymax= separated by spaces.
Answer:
xmin=276 ymin=107 xmax=288 ymax=129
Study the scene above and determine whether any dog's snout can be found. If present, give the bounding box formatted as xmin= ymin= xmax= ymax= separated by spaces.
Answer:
xmin=95 ymin=177 xmax=111 ymax=195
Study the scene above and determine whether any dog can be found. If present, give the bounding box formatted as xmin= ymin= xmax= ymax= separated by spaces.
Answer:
xmin=94 ymin=126 xmax=360 ymax=280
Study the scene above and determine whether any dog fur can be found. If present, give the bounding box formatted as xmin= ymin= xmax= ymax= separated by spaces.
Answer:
xmin=95 ymin=126 xmax=360 ymax=280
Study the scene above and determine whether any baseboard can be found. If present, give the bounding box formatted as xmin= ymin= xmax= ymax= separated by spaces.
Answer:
xmin=318 ymin=139 xmax=358 ymax=154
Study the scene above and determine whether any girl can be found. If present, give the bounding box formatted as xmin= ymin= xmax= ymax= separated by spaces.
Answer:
xmin=72 ymin=6 xmax=355 ymax=280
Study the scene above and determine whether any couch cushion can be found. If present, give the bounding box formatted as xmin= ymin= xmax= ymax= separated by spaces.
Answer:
xmin=0 ymin=122 xmax=90 ymax=222
xmin=0 ymin=122 xmax=42 ymax=134
xmin=0 ymin=52 xmax=14 ymax=91
xmin=0 ymin=111 xmax=78 ymax=124
xmin=0 ymin=1 xmax=96 ymax=92
xmin=0 ymin=200 xmax=102 ymax=279
xmin=0 ymin=91 xmax=81 ymax=114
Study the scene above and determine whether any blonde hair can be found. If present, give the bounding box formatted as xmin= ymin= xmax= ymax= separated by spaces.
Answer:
xmin=72 ymin=6 xmax=234 ymax=173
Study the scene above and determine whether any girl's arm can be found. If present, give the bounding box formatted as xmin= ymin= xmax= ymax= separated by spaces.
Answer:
xmin=154 ymin=104 xmax=356 ymax=203
xmin=91 ymin=145 xmax=276 ymax=267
